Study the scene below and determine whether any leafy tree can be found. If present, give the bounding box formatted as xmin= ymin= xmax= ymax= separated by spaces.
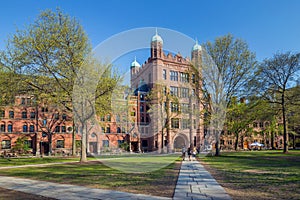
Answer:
xmin=201 ymin=34 xmax=257 ymax=156
xmin=1 ymin=9 xmax=119 ymax=161
xmin=257 ymin=52 xmax=300 ymax=153
xmin=147 ymin=83 xmax=180 ymax=153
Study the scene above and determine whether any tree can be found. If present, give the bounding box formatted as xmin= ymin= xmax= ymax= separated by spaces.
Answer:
xmin=147 ymin=83 xmax=180 ymax=153
xmin=258 ymin=52 xmax=300 ymax=153
xmin=201 ymin=34 xmax=257 ymax=156
xmin=1 ymin=9 xmax=119 ymax=161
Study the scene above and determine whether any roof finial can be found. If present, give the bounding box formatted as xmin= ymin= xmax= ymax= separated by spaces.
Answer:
xmin=195 ymin=37 xmax=198 ymax=45
xmin=134 ymin=56 xmax=137 ymax=62
xmin=156 ymin=27 xmax=158 ymax=35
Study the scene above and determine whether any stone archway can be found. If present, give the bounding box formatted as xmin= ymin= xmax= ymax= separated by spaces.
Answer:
xmin=173 ymin=133 xmax=189 ymax=152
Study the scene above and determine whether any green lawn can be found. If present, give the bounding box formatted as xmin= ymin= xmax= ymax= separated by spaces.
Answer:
xmin=200 ymin=150 xmax=300 ymax=200
xmin=0 ymin=157 xmax=81 ymax=167
xmin=0 ymin=155 xmax=180 ymax=197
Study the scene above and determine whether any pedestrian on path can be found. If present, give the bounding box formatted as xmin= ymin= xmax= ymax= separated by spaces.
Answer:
xmin=187 ymin=147 xmax=191 ymax=161
xmin=181 ymin=146 xmax=186 ymax=161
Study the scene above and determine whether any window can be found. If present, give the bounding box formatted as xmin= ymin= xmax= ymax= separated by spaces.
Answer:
xmin=171 ymin=102 xmax=179 ymax=113
xmin=43 ymin=119 xmax=47 ymax=126
xmin=170 ymin=71 xmax=178 ymax=81
xmin=107 ymin=115 xmax=111 ymax=122
xmin=192 ymin=89 xmax=196 ymax=96
xmin=117 ymin=127 xmax=121 ymax=133
xmin=171 ymin=118 xmax=180 ymax=129
xmin=118 ymin=140 xmax=124 ymax=146
xmin=192 ymin=74 xmax=196 ymax=83
xmin=23 ymin=124 xmax=28 ymax=132
xmin=140 ymin=105 xmax=144 ymax=112
xmin=0 ymin=110 xmax=4 ymax=118
xmin=0 ymin=124 xmax=5 ymax=132
xmin=62 ymin=114 xmax=67 ymax=120
xmin=170 ymin=86 xmax=179 ymax=96
xmin=9 ymin=111 xmax=14 ymax=119
xmin=54 ymin=113 xmax=59 ymax=120
xmin=259 ymin=122 xmax=264 ymax=128
xmin=61 ymin=126 xmax=66 ymax=133
xmin=106 ymin=126 xmax=110 ymax=133
xmin=181 ymin=87 xmax=189 ymax=98
xmin=26 ymin=98 xmax=31 ymax=105
xmin=55 ymin=126 xmax=60 ymax=133
xmin=101 ymin=127 xmax=105 ymax=133
xmin=21 ymin=98 xmax=25 ymax=105
xmin=163 ymin=86 xmax=167 ymax=95
xmin=24 ymin=140 xmax=33 ymax=148
xmin=100 ymin=116 xmax=105 ymax=121
xmin=30 ymin=112 xmax=35 ymax=119
xmin=22 ymin=111 xmax=27 ymax=119
xmin=180 ymin=72 xmax=189 ymax=83
xmin=8 ymin=124 xmax=13 ymax=132
xmin=253 ymin=122 xmax=258 ymax=128
xmin=1 ymin=140 xmax=11 ymax=149
xmin=131 ymin=111 xmax=136 ymax=116
xmin=56 ymin=140 xmax=65 ymax=148
xmin=163 ymin=69 xmax=167 ymax=80
xmin=181 ymin=103 xmax=189 ymax=114
xmin=102 ymin=140 xmax=109 ymax=147
xmin=116 ymin=115 xmax=120 ymax=122
xmin=182 ymin=119 xmax=189 ymax=129
xmin=142 ymin=140 xmax=148 ymax=147
xmin=29 ymin=125 xmax=35 ymax=132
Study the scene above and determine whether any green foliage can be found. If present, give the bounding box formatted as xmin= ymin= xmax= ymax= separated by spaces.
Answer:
xmin=12 ymin=138 xmax=30 ymax=155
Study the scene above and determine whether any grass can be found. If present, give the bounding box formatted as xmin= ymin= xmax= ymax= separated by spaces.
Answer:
xmin=0 ymin=157 xmax=81 ymax=167
xmin=0 ymin=154 xmax=181 ymax=197
xmin=200 ymin=150 xmax=300 ymax=200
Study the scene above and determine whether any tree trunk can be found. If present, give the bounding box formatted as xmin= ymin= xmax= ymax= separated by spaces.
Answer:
xmin=234 ymin=132 xmax=239 ymax=151
xmin=215 ymin=130 xmax=221 ymax=156
xmin=80 ymin=123 xmax=87 ymax=162
xmin=282 ymin=94 xmax=288 ymax=153
xmin=48 ymin=133 xmax=52 ymax=156
xmin=72 ymin=121 xmax=76 ymax=156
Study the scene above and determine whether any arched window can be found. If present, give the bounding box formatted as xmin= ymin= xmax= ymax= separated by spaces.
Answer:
xmin=9 ymin=111 xmax=14 ymax=118
xmin=106 ymin=126 xmax=111 ymax=133
xmin=0 ymin=110 xmax=4 ymax=118
xmin=29 ymin=124 xmax=35 ymax=132
xmin=23 ymin=124 xmax=28 ymax=132
xmin=22 ymin=111 xmax=27 ymax=119
xmin=0 ymin=122 xmax=5 ymax=132
xmin=7 ymin=124 xmax=13 ymax=132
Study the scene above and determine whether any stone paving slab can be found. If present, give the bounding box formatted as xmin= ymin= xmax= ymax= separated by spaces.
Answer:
xmin=0 ymin=176 xmax=171 ymax=200
xmin=173 ymin=160 xmax=232 ymax=200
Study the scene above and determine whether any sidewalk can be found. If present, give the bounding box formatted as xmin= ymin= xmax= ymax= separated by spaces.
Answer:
xmin=173 ymin=160 xmax=232 ymax=200
xmin=0 ymin=176 xmax=170 ymax=200
xmin=0 ymin=159 xmax=231 ymax=200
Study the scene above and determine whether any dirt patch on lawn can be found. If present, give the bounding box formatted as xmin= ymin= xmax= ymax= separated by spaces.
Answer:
xmin=0 ymin=187 xmax=56 ymax=200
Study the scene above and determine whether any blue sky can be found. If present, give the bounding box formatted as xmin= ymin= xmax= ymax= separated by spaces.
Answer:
xmin=1 ymin=0 xmax=300 ymax=65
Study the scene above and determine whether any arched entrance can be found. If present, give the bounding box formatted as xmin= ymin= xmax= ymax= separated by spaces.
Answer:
xmin=173 ymin=134 xmax=188 ymax=152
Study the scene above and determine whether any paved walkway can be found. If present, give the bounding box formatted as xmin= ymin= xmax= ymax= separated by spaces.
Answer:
xmin=0 ymin=159 xmax=231 ymax=200
xmin=173 ymin=160 xmax=232 ymax=200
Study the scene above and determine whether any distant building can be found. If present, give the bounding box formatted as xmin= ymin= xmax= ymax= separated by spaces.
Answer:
xmin=130 ymin=31 xmax=204 ymax=152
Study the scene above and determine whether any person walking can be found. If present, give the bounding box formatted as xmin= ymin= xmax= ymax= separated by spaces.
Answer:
xmin=181 ymin=146 xmax=186 ymax=161
xmin=187 ymin=147 xmax=191 ymax=161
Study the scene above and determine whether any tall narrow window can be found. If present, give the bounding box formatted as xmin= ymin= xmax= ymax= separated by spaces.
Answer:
xmin=61 ymin=126 xmax=66 ymax=133
xmin=0 ymin=110 xmax=4 ymax=118
xmin=0 ymin=124 xmax=5 ymax=132
xmin=9 ymin=111 xmax=14 ymax=119
xmin=22 ymin=111 xmax=27 ymax=119
xmin=23 ymin=124 xmax=28 ymax=132
xmin=29 ymin=125 xmax=35 ymax=132
xmin=163 ymin=69 xmax=167 ymax=80
xmin=30 ymin=112 xmax=35 ymax=119
xmin=8 ymin=124 xmax=13 ymax=132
